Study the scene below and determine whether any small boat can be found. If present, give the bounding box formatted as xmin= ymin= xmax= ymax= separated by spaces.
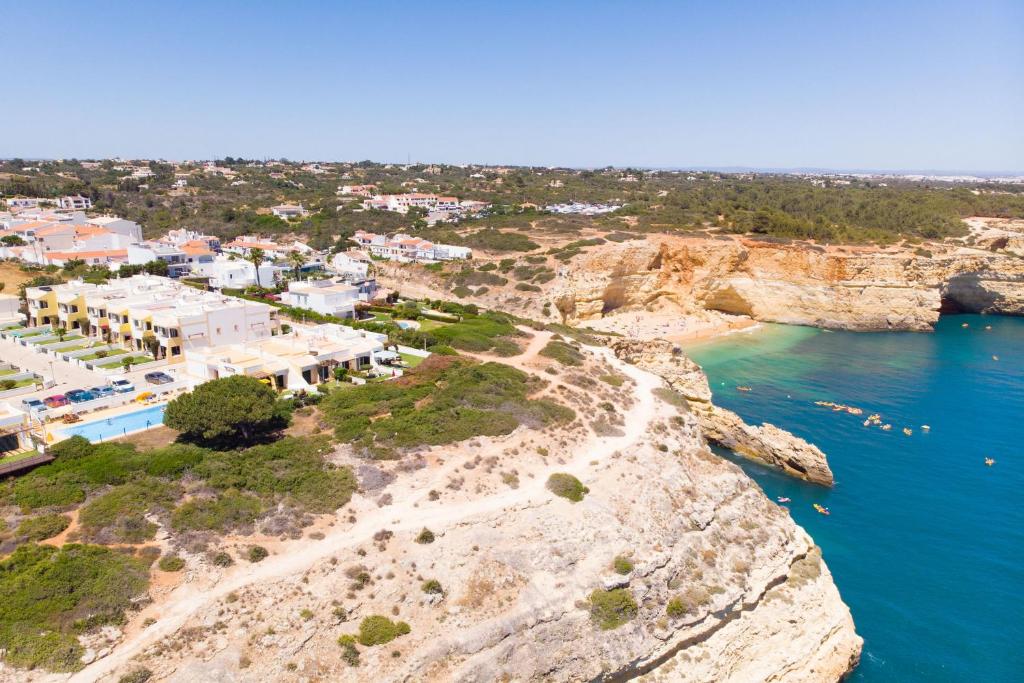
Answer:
xmin=881 ymin=424 xmax=892 ymax=431
xmin=813 ymin=503 xmax=830 ymax=516
xmin=736 ymin=386 xmax=752 ymax=392
xmin=985 ymin=325 xmax=992 ymax=330
xmin=961 ymin=322 xmax=969 ymax=328
xmin=921 ymin=425 xmax=930 ymax=431
xmin=903 ymin=427 xmax=913 ymax=436
xmin=984 ymin=457 xmax=995 ymax=466
xmin=992 ymin=355 xmax=999 ymax=361
xmin=863 ymin=419 xmax=871 ymax=427
xmin=777 ymin=496 xmax=791 ymax=503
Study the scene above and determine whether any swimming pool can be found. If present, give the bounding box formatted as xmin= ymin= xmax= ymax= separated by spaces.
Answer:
xmin=56 ymin=403 xmax=167 ymax=443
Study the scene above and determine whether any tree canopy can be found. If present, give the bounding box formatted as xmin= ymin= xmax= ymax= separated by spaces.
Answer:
xmin=163 ymin=376 xmax=287 ymax=446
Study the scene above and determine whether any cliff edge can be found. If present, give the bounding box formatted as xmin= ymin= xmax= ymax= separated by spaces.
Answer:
xmin=612 ymin=338 xmax=834 ymax=486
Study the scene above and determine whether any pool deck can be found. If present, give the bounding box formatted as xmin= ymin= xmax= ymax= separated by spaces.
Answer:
xmin=48 ymin=401 xmax=169 ymax=443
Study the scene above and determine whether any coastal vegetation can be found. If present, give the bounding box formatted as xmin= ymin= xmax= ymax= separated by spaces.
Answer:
xmin=322 ymin=356 xmax=574 ymax=459
xmin=546 ymin=473 xmax=588 ymax=502
xmin=587 ymin=588 xmax=638 ymax=630
xmin=356 ymin=615 xmax=411 ymax=646
xmin=0 ymin=543 xmax=150 ymax=671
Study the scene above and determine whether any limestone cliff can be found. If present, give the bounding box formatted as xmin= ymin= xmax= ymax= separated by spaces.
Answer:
xmin=612 ymin=338 xmax=834 ymax=486
xmin=553 ymin=237 xmax=1024 ymax=330
xmin=51 ymin=341 xmax=860 ymax=683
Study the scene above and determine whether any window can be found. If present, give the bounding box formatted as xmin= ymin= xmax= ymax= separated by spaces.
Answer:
xmin=216 ymin=327 xmax=221 ymax=334
xmin=171 ymin=346 xmax=181 ymax=356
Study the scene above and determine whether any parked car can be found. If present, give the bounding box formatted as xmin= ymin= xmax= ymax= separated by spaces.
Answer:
xmin=43 ymin=394 xmax=69 ymax=408
xmin=66 ymin=389 xmax=96 ymax=403
xmin=144 ymin=371 xmax=174 ymax=385
xmin=21 ymin=398 xmax=46 ymax=412
xmin=91 ymin=386 xmax=114 ymax=398
xmin=109 ymin=378 xmax=135 ymax=393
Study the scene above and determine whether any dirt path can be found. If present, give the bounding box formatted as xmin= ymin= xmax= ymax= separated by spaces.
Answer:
xmin=72 ymin=344 xmax=663 ymax=682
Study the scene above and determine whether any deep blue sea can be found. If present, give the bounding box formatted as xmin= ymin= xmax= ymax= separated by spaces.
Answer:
xmin=685 ymin=315 xmax=1023 ymax=682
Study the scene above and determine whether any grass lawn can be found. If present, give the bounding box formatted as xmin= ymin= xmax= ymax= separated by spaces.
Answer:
xmin=0 ymin=378 xmax=37 ymax=389
xmin=400 ymin=353 xmax=425 ymax=368
xmin=0 ymin=368 xmax=18 ymax=376
xmin=19 ymin=330 xmax=47 ymax=337
xmin=80 ymin=348 xmax=127 ymax=361
xmin=38 ymin=335 xmax=84 ymax=346
xmin=416 ymin=318 xmax=452 ymax=332
xmin=98 ymin=355 xmax=153 ymax=369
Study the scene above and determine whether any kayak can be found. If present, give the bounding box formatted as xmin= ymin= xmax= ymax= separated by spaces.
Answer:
xmin=813 ymin=503 xmax=830 ymax=516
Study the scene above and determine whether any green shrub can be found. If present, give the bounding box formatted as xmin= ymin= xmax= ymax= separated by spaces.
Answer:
xmin=421 ymin=579 xmax=443 ymax=594
xmin=357 ymin=615 xmax=411 ymax=646
xmin=539 ymin=340 xmax=584 ymax=366
xmin=514 ymin=282 xmax=541 ymax=292
xmin=118 ymin=668 xmax=153 ymax=683
xmin=0 ymin=544 xmax=149 ymax=671
xmin=546 ymin=473 xmax=588 ymax=502
xmin=666 ymin=596 xmax=687 ymax=619
xmin=588 ymin=588 xmax=638 ymax=630
xmin=337 ymin=634 xmax=360 ymax=666
xmin=210 ymin=551 xmax=234 ymax=567
xmin=415 ymin=528 xmax=435 ymax=544
xmin=613 ymin=555 xmax=634 ymax=575
xmin=17 ymin=513 xmax=70 ymax=541
xmin=157 ymin=555 xmax=185 ymax=572
xmin=247 ymin=545 xmax=269 ymax=562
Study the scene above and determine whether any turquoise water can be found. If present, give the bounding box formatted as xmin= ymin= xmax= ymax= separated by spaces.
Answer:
xmin=686 ymin=315 xmax=1023 ymax=682
xmin=58 ymin=404 xmax=167 ymax=443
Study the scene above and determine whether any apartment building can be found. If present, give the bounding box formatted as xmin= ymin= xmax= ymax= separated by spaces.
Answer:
xmin=25 ymin=275 xmax=280 ymax=362
xmin=57 ymin=195 xmax=93 ymax=210
xmin=280 ymin=279 xmax=359 ymax=318
xmin=184 ymin=324 xmax=386 ymax=390
xmin=351 ymin=231 xmax=471 ymax=263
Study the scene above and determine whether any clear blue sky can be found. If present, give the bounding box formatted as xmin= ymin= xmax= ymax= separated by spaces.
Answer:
xmin=3 ymin=0 xmax=1022 ymax=171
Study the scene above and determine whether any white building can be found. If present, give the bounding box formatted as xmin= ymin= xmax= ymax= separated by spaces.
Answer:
xmin=281 ymin=279 xmax=359 ymax=318
xmin=330 ymin=252 xmax=370 ymax=279
xmin=57 ymin=195 xmax=93 ymax=210
xmin=183 ymin=324 xmax=387 ymax=391
xmin=86 ymin=216 xmax=143 ymax=241
xmin=0 ymin=293 xmax=24 ymax=326
xmin=271 ymin=204 xmax=309 ymax=220
xmin=190 ymin=255 xmax=280 ymax=289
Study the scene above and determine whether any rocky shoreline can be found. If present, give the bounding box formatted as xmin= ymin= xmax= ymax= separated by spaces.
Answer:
xmin=612 ymin=338 xmax=834 ymax=486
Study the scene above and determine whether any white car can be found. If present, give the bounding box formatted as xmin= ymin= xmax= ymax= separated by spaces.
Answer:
xmin=109 ymin=378 xmax=135 ymax=393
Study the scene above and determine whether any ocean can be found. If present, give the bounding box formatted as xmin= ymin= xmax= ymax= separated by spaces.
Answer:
xmin=684 ymin=315 xmax=1023 ymax=682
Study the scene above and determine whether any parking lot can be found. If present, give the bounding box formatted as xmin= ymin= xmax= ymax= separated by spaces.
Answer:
xmin=0 ymin=334 xmax=180 ymax=408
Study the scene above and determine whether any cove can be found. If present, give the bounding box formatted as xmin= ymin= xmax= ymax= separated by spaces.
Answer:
xmin=685 ymin=315 xmax=1023 ymax=682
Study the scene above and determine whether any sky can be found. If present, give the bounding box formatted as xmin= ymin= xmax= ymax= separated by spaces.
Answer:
xmin=2 ymin=0 xmax=1022 ymax=172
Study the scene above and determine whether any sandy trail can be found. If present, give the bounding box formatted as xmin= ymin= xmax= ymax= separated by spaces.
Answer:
xmin=72 ymin=343 xmax=662 ymax=682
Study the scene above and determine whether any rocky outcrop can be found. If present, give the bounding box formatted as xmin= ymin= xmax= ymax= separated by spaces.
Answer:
xmin=553 ymin=237 xmax=1024 ymax=330
xmin=612 ymin=338 xmax=834 ymax=486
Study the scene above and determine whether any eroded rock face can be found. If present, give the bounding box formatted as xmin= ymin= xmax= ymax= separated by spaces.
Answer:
xmin=611 ymin=338 xmax=834 ymax=486
xmin=554 ymin=237 xmax=1024 ymax=330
